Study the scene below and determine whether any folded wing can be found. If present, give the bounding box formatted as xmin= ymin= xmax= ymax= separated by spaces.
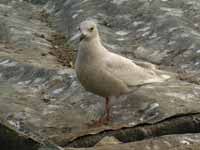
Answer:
xmin=105 ymin=53 xmax=171 ymax=87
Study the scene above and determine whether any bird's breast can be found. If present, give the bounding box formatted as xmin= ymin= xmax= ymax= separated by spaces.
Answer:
xmin=76 ymin=61 xmax=104 ymax=95
xmin=75 ymin=60 xmax=130 ymax=97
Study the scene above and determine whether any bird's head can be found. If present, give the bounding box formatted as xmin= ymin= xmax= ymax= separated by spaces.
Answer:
xmin=79 ymin=20 xmax=98 ymax=41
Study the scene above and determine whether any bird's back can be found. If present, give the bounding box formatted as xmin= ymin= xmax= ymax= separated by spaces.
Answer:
xmin=103 ymin=52 xmax=171 ymax=87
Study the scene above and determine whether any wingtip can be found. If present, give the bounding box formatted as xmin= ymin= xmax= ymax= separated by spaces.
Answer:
xmin=161 ymin=74 xmax=171 ymax=79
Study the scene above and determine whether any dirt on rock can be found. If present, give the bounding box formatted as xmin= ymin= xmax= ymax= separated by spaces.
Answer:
xmin=48 ymin=32 xmax=76 ymax=68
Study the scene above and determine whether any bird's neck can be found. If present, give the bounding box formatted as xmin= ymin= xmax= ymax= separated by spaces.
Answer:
xmin=80 ymin=35 xmax=108 ymax=57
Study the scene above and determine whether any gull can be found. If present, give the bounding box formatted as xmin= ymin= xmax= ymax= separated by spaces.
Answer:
xmin=75 ymin=20 xmax=171 ymax=125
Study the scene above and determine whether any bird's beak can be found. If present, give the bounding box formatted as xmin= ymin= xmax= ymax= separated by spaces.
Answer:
xmin=80 ymin=33 xmax=86 ymax=42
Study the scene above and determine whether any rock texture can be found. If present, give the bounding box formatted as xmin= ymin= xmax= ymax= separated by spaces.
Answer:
xmin=0 ymin=0 xmax=60 ymax=68
xmin=0 ymin=0 xmax=200 ymax=150
xmin=64 ymin=133 xmax=200 ymax=150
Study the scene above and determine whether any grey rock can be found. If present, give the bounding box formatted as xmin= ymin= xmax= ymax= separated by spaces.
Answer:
xmin=0 ymin=121 xmax=60 ymax=150
xmin=95 ymin=136 xmax=121 ymax=147
xmin=0 ymin=0 xmax=60 ymax=68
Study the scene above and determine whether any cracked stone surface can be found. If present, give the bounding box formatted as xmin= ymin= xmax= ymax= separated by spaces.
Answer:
xmin=0 ymin=0 xmax=200 ymax=150
xmin=64 ymin=133 xmax=200 ymax=150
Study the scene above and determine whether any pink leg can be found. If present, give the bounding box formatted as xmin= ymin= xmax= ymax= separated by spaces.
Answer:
xmin=87 ymin=97 xmax=111 ymax=127
xmin=105 ymin=97 xmax=110 ymax=121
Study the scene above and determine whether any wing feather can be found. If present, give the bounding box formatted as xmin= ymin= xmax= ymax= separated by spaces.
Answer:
xmin=104 ymin=53 xmax=169 ymax=86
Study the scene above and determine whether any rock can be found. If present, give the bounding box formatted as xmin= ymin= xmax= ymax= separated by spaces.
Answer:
xmin=95 ymin=136 xmax=121 ymax=147
xmin=0 ymin=0 xmax=60 ymax=69
xmin=64 ymin=133 xmax=200 ymax=150
xmin=0 ymin=122 xmax=41 ymax=150
xmin=0 ymin=121 xmax=60 ymax=150
xmin=172 ymin=143 xmax=200 ymax=150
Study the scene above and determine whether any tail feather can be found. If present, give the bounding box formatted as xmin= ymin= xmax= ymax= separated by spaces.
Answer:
xmin=155 ymin=69 xmax=176 ymax=81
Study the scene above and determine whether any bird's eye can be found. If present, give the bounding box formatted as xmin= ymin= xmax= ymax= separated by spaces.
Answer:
xmin=89 ymin=27 xmax=94 ymax=31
